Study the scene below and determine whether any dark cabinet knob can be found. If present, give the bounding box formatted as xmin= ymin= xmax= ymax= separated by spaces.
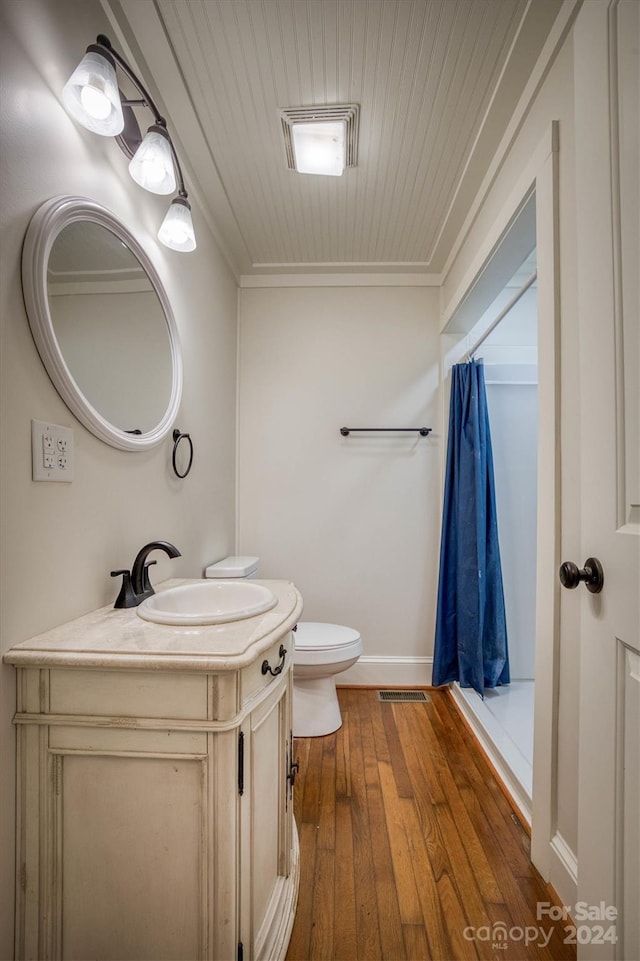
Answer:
xmin=559 ymin=557 xmax=604 ymax=594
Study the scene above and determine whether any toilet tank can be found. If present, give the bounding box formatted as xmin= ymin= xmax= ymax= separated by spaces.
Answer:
xmin=205 ymin=556 xmax=259 ymax=579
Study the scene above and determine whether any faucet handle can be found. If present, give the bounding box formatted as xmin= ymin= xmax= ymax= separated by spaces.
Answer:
xmin=111 ymin=569 xmax=138 ymax=609
xmin=141 ymin=560 xmax=157 ymax=596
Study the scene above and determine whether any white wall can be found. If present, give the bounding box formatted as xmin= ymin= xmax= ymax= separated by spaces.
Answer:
xmin=486 ymin=378 xmax=538 ymax=679
xmin=481 ymin=288 xmax=539 ymax=680
xmin=238 ymin=285 xmax=441 ymax=684
xmin=0 ymin=1 xmax=238 ymax=953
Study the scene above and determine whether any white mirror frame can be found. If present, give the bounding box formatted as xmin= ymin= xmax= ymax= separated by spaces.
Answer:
xmin=22 ymin=195 xmax=183 ymax=451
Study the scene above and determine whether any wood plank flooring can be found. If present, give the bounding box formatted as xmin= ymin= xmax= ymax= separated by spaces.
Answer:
xmin=286 ymin=688 xmax=576 ymax=961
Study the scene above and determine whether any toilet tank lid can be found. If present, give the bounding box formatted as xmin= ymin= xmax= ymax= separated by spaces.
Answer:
xmin=205 ymin=556 xmax=259 ymax=578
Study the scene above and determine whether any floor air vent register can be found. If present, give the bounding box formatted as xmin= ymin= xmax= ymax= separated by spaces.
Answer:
xmin=377 ymin=690 xmax=430 ymax=702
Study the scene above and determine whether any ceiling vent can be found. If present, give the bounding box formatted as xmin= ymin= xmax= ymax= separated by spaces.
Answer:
xmin=281 ymin=104 xmax=359 ymax=174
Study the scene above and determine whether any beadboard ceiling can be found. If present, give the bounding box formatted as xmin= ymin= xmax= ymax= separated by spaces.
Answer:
xmin=109 ymin=0 xmax=565 ymax=279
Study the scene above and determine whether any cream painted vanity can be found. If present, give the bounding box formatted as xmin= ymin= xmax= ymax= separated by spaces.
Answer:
xmin=5 ymin=579 xmax=302 ymax=961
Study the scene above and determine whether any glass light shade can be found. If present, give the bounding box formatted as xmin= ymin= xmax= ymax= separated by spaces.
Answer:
xmin=158 ymin=198 xmax=196 ymax=252
xmin=291 ymin=120 xmax=346 ymax=176
xmin=62 ymin=48 xmax=124 ymax=136
xmin=128 ymin=125 xmax=177 ymax=195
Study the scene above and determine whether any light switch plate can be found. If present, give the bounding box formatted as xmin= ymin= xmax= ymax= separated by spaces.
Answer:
xmin=32 ymin=419 xmax=74 ymax=482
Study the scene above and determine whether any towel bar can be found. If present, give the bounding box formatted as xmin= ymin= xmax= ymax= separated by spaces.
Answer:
xmin=339 ymin=427 xmax=431 ymax=436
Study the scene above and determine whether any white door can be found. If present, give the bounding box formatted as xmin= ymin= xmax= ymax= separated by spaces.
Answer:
xmin=573 ymin=2 xmax=639 ymax=960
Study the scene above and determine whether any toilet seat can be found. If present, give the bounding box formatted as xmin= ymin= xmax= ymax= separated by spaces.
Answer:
xmin=294 ymin=622 xmax=362 ymax=666
xmin=295 ymin=622 xmax=361 ymax=650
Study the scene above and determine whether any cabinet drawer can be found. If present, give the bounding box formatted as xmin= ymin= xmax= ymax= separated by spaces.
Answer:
xmin=241 ymin=633 xmax=292 ymax=707
xmin=49 ymin=669 xmax=209 ymax=720
xmin=49 ymin=726 xmax=208 ymax=755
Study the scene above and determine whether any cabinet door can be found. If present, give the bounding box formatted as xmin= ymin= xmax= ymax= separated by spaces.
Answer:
xmin=240 ymin=670 xmax=294 ymax=961
xmin=17 ymin=720 xmax=240 ymax=961
xmin=54 ymin=752 xmax=205 ymax=961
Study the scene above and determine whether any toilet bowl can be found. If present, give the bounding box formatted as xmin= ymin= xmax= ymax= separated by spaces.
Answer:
xmin=205 ymin=557 xmax=362 ymax=737
xmin=293 ymin=622 xmax=362 ymax=737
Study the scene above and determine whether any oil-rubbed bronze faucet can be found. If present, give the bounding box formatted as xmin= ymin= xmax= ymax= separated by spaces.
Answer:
xmin=111 ymin=540 xmax=181 ymax=608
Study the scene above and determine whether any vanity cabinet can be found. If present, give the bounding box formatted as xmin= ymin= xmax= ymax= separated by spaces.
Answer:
xmin=6 ymin=579 xmax=301 ymax=961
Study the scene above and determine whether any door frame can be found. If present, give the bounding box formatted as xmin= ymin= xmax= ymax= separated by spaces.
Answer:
xmin=440 ymin=122 xmax=576 ymax=904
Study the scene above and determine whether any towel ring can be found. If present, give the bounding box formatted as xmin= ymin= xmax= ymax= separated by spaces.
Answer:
xmin=172 ymin=429 xmax=193 ymax=478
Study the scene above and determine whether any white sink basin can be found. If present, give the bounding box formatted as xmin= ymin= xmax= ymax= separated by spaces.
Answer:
xmin=137 ymin=581 xmax=277 ymax=626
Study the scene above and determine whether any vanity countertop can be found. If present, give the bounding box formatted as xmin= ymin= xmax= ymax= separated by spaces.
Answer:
xmin=3 ymin=579 xmax=303 ymax=673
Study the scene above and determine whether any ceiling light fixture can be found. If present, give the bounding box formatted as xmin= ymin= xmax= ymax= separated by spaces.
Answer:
xmin=63 ymin=34 xmax=196 ymax=252
xmin=281 ymin=104 xmax=359 ymax=177
xmin=291 ymin=121 xmax=346 ymax=177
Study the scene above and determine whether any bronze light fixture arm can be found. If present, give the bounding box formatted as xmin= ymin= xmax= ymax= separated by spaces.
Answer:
xmin=96 ymin=34 xmax=165 ymax=127
xmin=93 ymin=34 xmax=189 ymax=200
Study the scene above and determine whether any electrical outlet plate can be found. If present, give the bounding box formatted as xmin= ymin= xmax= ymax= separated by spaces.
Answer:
xmin=32 ymin=419 xmax=74 ymax=482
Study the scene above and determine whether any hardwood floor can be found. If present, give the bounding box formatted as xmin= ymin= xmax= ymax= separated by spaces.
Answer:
xmin=286 ymin=688 xmax=576 ymax=961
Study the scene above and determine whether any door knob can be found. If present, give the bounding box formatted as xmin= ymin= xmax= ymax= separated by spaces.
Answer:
xmin=559 ymin=557 xmax=604 ymax=594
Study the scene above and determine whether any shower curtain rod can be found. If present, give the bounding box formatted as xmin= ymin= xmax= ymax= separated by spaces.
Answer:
xmin=464 ymin=269 xmax=537 ymax=361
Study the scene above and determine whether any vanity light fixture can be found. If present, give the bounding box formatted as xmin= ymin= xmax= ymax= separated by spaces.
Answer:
xmin=281 ymin=104 xmax=359 ymax=177
xmin=63 ymin=34 xmax=196 ymax=251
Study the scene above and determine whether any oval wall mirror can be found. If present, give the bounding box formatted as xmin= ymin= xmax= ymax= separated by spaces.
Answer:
xmin=22 ymin=195 xmax=183 ymax=450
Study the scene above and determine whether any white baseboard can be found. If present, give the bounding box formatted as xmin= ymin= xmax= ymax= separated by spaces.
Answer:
xmin=549 ymin=831 xmax=578 ymax=910
xmin=337 ymin=655 xmax=433 ymax=687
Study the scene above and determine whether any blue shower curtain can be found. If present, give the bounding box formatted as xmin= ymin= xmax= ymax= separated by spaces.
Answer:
xmin=432 ymin=360 xmax=510 ymax=697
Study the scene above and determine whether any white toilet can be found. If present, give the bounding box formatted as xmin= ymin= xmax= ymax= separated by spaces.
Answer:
xmin=205 ymin=557 xmax=362 ymax=737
